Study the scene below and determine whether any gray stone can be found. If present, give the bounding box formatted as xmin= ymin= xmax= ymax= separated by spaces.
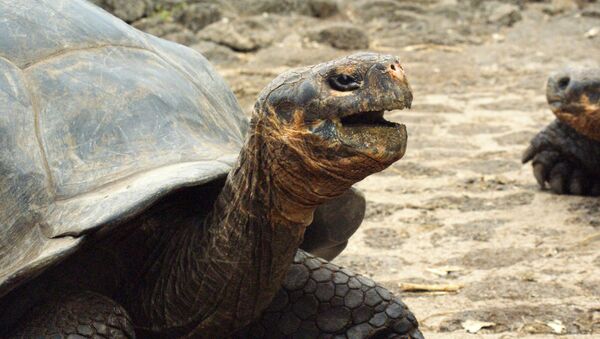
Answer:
xmin=487 ymin=3 xmax=522 ymax=27
xmin=163 ymin=29 xmax=197 ymax=45
xmin=191 ymin=41 xmax=240 ymax=65
xmin=231 ymin=0 xmax=337 ymax=17
xmin=198 ymin=17 xmax=274 ymax=52
xmin=308 ymin=24 xmax=370 ymax=50
xmin=354 ymin=0 xmax=422 ymax=23
xmin=309 ymin=0 xmax=339 ymax=17
xmin=175 ymin=3 xmax=222 ymax=32
xmin=90 ymin=0 xmax=147 ymax=22
xmin=132 ymin=19 xmax=183 ymax=38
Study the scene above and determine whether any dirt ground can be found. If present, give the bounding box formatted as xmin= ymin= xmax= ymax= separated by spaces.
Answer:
xmin=97 ymin=0 xmax=600 ymax=337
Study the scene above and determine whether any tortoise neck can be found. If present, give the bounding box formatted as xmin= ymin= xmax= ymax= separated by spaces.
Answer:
xmin=131 ymin=120 xmax=319 ymax=336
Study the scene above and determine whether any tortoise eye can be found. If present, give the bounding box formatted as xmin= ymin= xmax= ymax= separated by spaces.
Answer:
xmin=329 ymin=74 xmax=361 ymax=91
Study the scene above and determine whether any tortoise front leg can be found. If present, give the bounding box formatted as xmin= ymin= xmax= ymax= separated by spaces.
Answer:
xmin=522 ymin=120 xmax=600 ymax=195
xmin=8 ymin=290 xmax=135 ymax=339
xmin=238 ymin=250 xmax=423 ymax=339
xmin=301 ymin=187 xmax=366 ymax=261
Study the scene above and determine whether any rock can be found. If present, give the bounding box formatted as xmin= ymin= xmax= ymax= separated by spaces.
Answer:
xmin=353 ymin=0 xmax=423 ymax=22
xmin=542 ymin=0 xmax=579 ymax=15
xmin=143 ymin=0 xmax=188 ymax=16
xmin=132 ymin=17 xmax=183 ymax=38
xmin=487 ymin=3 xmax=522 ymax=27
xmin=308 ymin=0 xmax=339 ymax=18
xmin=235 ymin=0 xmax=308 ymax=15
xmin=230 ymin=0 xmax=337 ymax=17
xmin=89 ymin=0 xmax=147 ymax=22
xmin=582 ymin=9 xmax=600 ymax=18
xmin=174 ymin=3 xmax=222 ymax=32
xmin=163 ymin=29 xmax=197 ymax=45
xmin=197 ymin=17 xmax=275 ymax=52
xmin=584 ymin=27 xmax=599 ymax=39
xmin=308 ymin=24 xmax=370 ymax=50
xmin=191 ymin=41 xmax=241 ymax=65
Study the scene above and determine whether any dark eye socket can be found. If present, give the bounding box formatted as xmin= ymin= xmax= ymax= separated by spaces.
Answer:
xmin=329 ymin=74 xmax=361 ymax=91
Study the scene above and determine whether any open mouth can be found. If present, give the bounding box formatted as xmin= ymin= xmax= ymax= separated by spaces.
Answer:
xmin=340 ymin=110 xmax=398 ymax=127
xmin=331 ymin=108 xmax=408 ymax=161
xmin=548 ymin=100 xmax=564 ymax=112
xmin=548 ymin=100 xmax=586 ymax=116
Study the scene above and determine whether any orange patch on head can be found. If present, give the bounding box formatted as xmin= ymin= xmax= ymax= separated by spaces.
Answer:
xmin=554 ymin=93 xmax=600 ymax=141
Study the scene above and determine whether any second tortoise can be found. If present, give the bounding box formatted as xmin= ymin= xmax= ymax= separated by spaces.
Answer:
xmin=523 ymin=67 xmax=600 ymax=195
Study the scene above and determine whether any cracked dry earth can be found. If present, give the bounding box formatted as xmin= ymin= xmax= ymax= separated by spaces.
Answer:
xmin=118 ymin=0 xmax=600 ymax=337
xmin=224 ymin=8 xmax=600 ymax=339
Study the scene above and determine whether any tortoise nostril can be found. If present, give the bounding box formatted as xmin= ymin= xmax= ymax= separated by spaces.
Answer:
xmin=557 ymin=76 xmax=570 ymax=91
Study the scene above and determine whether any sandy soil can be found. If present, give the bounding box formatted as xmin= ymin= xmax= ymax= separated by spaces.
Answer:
xmin=331 ymin=4 xmax=600 ymax=338
xmin=103 ymin=0 xmax=600 ymax=337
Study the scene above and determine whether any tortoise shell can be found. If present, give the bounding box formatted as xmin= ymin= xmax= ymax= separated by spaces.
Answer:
xmin=0 ymin=0 xmax=247 ymax=297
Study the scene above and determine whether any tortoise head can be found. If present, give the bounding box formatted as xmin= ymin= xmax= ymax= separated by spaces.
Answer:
xmin=547 ymin=67 xmax=600 ymax=140
xmin=251 ymin=52 xmax=412 ymax=204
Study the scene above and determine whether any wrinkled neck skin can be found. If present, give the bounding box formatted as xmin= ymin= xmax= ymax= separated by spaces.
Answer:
xmin=129 ymin=114 xmax=357 ymax=337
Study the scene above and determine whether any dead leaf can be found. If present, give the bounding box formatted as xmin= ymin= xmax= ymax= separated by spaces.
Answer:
xmin=462 ymin=319 xmax=496 ymax=333
xmin=547 ymin=319 xmax=565 ymax=334
xmin=426 ymin=266 xmax=463 ymax=276
xmin=585 ymin=27 xmax=599 ymax=39
xmin=398 ymin=282 xmax=463 ymax=293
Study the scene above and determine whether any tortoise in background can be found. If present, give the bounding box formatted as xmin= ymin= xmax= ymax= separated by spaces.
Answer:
xmin=0 ymin=0 xmax=421 ymax=338
xmin=523 ymin=67 xmax=600 ymax=195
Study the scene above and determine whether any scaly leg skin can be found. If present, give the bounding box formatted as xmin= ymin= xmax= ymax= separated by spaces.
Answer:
xmin=301 ymin=187 xmax=366 ymax=261
xmin=8 ymin=291 xmax=135 ymax=339
xmin=523 ymin=120 xmax=600 ymax=196
xmin=238 ymin=250 xmax=423 ymax=339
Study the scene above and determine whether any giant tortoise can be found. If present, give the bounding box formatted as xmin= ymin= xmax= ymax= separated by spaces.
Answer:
xmin=0 ymin=0 xmax=421 ymax=338
xmin=523 ymin=67 xmax=600 ymax=195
